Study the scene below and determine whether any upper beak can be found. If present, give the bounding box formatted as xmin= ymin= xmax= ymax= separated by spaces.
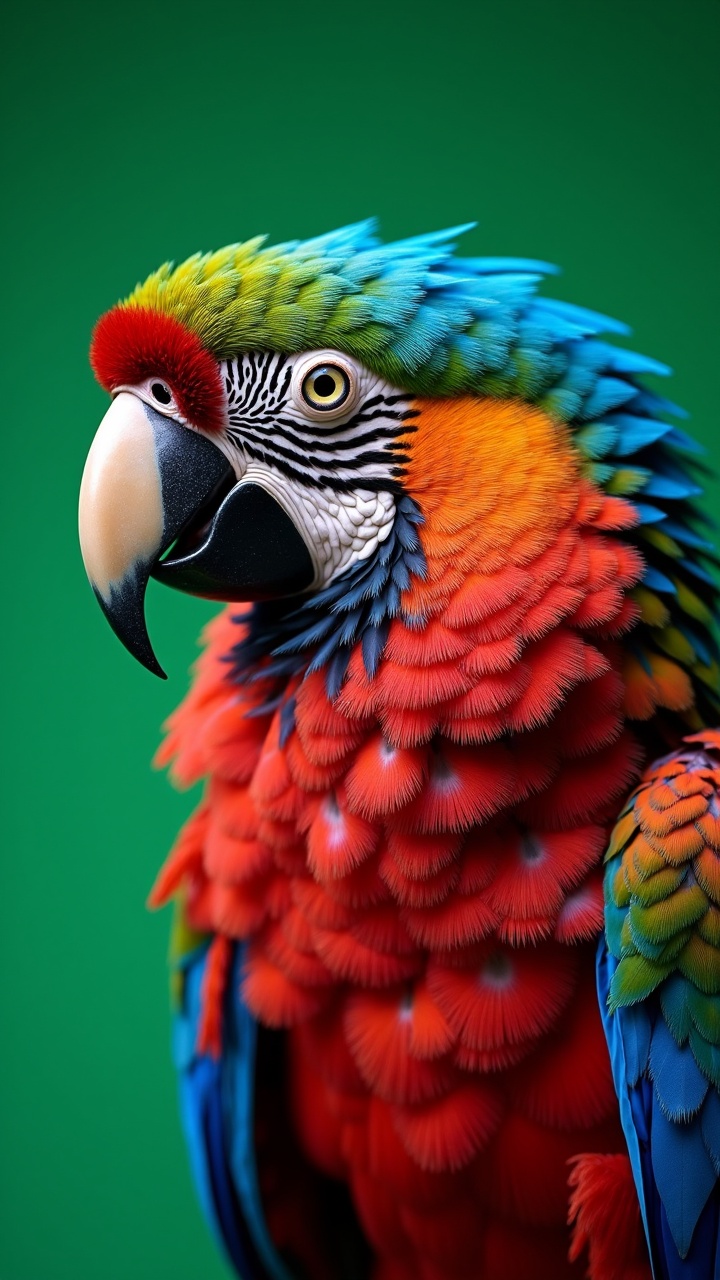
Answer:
xmin=79 ymin=394 xmax=314 ymax=676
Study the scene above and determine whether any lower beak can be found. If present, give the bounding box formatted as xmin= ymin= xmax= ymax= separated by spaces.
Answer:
xmin=78 ymin=394 xmax=314 ymax=676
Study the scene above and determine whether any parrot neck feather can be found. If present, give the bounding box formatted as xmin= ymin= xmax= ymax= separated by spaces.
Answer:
xmin=225 ymin=492 xmax=427 ymax=727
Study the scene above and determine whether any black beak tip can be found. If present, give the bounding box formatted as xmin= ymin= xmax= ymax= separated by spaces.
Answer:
xmin=138 ymin=651 xmax=168 ymax=680
xmin=92 ymin=575 xmax=167 ymax=680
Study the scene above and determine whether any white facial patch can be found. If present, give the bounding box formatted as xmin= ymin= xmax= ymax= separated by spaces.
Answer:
xmin=208 ymin=349 xmax=415 ymax=591
xmin=298 ymin=487 xmax=397 ymax=584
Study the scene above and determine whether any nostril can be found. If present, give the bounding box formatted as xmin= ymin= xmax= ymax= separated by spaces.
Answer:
xmin=151 ymin=381 xmax=173 ymax=405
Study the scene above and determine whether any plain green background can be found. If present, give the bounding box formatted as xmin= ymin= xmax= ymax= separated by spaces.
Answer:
xmin=2 ymin=2 xmax=719 ymax=1277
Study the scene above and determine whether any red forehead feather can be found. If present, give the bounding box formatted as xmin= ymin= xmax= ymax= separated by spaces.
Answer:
xmin=90 ymin=306 xmax=225 ymax=433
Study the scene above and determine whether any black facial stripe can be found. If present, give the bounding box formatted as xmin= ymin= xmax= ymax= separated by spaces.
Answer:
xmin=269 ymin=405 xmax=418 ymax=437
xmin=268 ymin=353 xmax=288 ymax=394
xmin=347 ymin=405 xmax=420 ymax=427
xmin=244 ymin=361 xmax=269 ymax=412
xmin=228 ymin=425 xmax=411 ymax=473
xmin=246 ymin=422 xmax=417 ymax=456
xmin=236 ymin=440 xmax=407 ymax=493
xmin=221 ymin=351 xmax=415 ymax=487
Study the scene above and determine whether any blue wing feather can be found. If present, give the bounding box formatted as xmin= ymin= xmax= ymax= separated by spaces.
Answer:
xmin=173 ymin=941 xmax=296 ymax=1280
xmin=598 ymin=941 xmax=720 ymax=1280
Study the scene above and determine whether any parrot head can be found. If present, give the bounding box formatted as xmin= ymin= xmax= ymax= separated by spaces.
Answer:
xmin=79 ymin=221 xmax=718 ymax=735
xmin=80 ymin=290 xmax=422 ymax=675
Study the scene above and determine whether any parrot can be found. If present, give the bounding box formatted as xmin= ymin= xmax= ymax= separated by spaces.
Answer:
xmin=78 ymin=221 xmax=720 ymax=1280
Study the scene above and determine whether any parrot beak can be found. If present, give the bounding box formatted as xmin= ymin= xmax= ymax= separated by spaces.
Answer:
xmin=78 ymin=394 xmax=314 ymax=677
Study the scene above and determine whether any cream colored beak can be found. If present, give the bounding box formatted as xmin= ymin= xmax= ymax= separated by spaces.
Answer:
xmin=78 ymin=392 xmax=234 ymax=675
xmin=79 ymin=392 xmax=164 ymax=608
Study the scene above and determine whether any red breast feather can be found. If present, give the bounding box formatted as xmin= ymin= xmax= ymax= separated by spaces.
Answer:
xmin=154 ymin=397 xmax=672 ymax=1279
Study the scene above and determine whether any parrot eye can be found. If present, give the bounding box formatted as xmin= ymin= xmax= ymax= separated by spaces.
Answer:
xmin=292 ymin=351 xmax=359 ymax=420
xmin=302 ymin=365 xmax=349 ymax=411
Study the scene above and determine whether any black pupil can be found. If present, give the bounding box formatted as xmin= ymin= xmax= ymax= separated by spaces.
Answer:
xmin=313 ymin=372 xmax=337 ymax=398
xmin=152 ymin=382 xmax=172 ymax=405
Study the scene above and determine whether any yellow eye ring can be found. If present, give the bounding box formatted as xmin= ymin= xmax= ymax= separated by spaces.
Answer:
xmin=301 ymin=363 xmax=350 ymax=412
xmin=292 ymin=351 xmax=359 ymax=420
